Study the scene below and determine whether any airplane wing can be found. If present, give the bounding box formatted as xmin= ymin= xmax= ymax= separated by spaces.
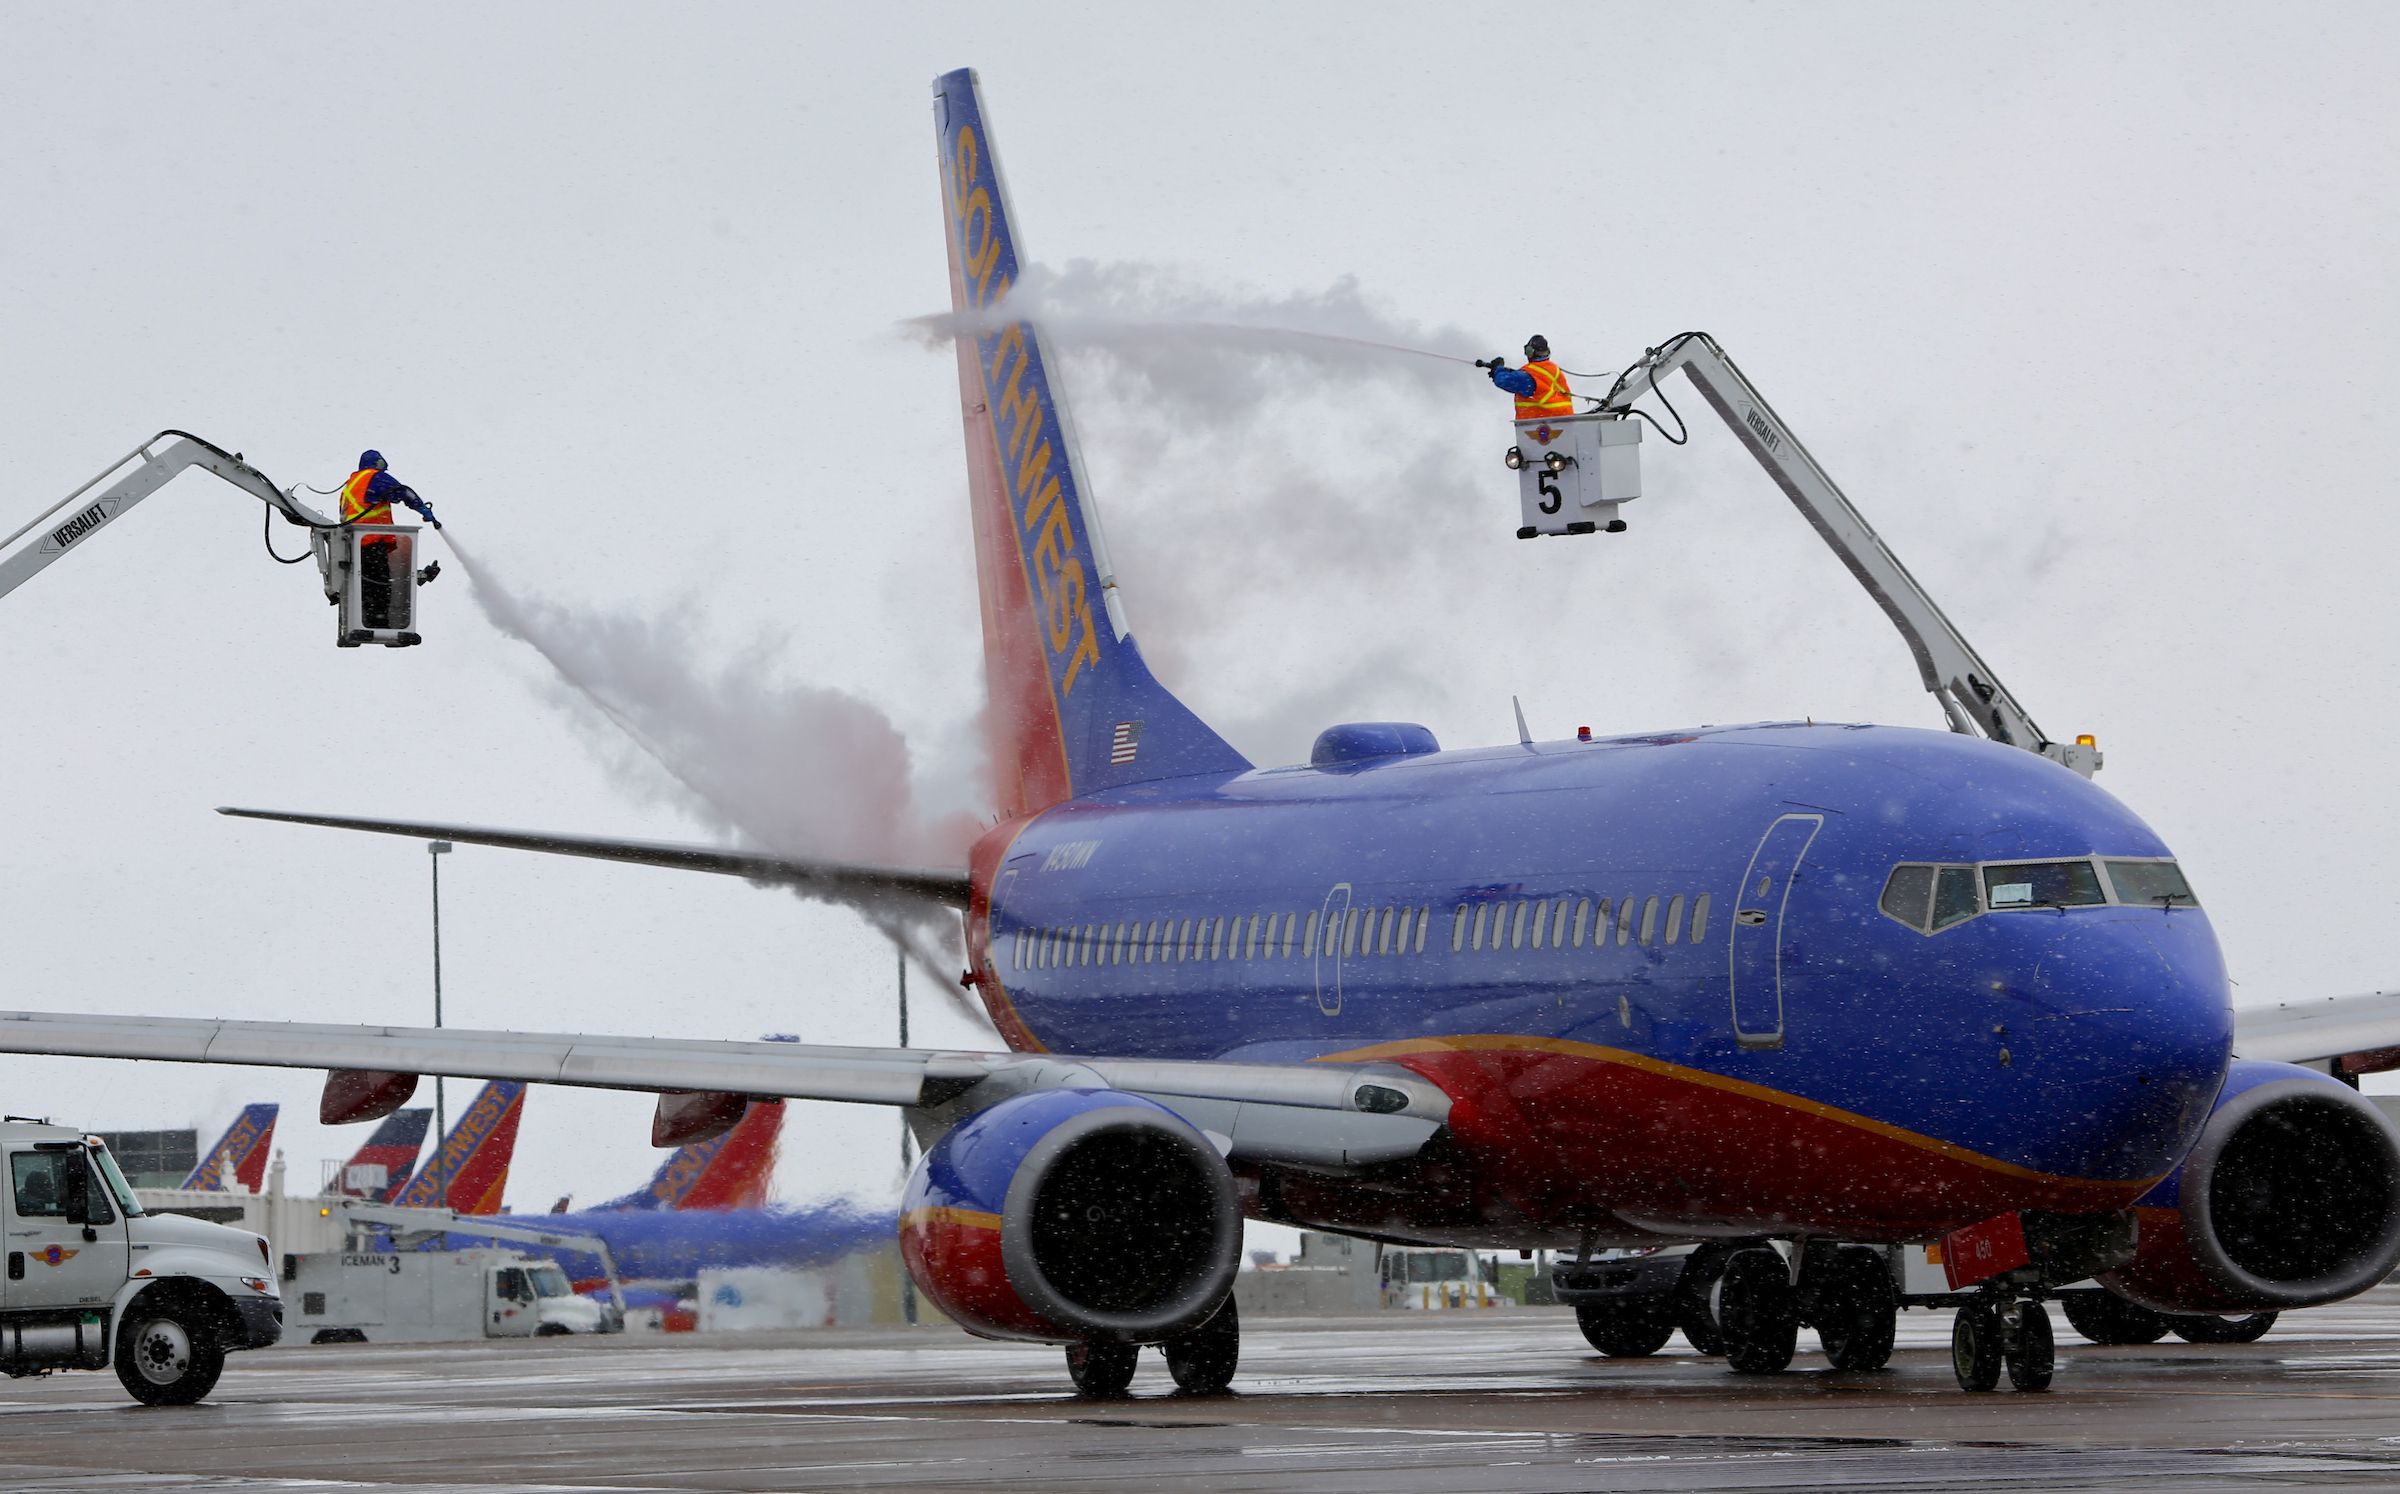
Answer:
xmin=0 ymin=1011 xmax=1448 ymax=1170
xmin=216 ymin=807 xmax=970 ymax=909
xmin=2233 ymin=991 xmax=2400 ymax=1068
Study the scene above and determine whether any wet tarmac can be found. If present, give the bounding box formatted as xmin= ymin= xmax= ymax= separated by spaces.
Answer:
xmin=10 ymin=1289 xmax=2400 ymax=1491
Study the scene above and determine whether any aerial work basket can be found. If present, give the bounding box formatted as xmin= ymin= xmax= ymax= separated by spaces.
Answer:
xmin=1506 ymin=413 xmax=1643 ymax=538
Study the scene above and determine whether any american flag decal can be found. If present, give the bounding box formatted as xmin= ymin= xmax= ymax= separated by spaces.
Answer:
xmin=1110 ymin=720 xmax=1143 ymax=765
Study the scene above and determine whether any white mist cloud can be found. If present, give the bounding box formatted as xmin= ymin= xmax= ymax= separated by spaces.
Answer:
xmin=441 ymin=534 xmax=986 ymax=1021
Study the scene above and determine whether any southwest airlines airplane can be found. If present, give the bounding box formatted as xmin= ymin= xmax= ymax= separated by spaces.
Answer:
xmin=5 ymin=70 xmax=2399 ymax=1397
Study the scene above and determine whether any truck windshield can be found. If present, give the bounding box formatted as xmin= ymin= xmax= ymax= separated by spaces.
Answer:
xmin=529 ymin=1266 xmax=572 ymax=1299
xmin=86 ymin=1142 xmax=144 ymax=1218
xmin=1982 ymin=861 xmax=2107 ymax=910
xmin=1406 ymin=1253 xmax=1470 ymax=1283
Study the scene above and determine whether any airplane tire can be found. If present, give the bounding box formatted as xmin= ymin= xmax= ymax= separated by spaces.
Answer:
xmin=2004 ymin=1301 xmax=2055 ymax=1392
xmin=1576 ymin=1298 xmax=1675 ymax=1358
xmin=1951 ymin=1301 xmax=2002 ymax=1392
xmin=115 ymin=1299 xmax=227 ymax=1406
xmin=1816 ymin=1247 xmax=1898 ymax=1372
xmin=1714 ymin=1248 xmax=1797 ymax=1374
xmin=1163 ymin=1298 xmax=1240 ymax=1394
xmin=1065 ymin=1339 xmax=1140 ymax=1397
xmin=1675 ymin=1244 xmax=1734 ymax=1356
xmin=2059 ymin=1290 xmax=2170 ymax=1345
xmin=2169 ymin=1311 xmax=2278 ymax=1344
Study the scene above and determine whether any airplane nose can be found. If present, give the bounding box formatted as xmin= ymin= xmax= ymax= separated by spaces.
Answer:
xmin=2009 ymin=909 xmax=2232 ymax=1182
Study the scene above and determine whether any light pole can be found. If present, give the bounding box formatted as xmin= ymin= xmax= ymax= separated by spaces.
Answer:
xmin=429 ymin=840 xmax=451 ymax=1209
xmin=898 ymin=948 xmax=917 ymax=1326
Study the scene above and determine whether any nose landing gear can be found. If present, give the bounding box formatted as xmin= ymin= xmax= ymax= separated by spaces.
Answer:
xmin=1953 ymin=1297 xmax=2054 ymax=1392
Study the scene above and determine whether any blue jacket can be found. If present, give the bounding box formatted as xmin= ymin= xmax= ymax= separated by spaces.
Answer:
xmin=357 ymin=471 xmax=439 ymax=527
xmin=1488 ymin=365 xmax=1536 ymax=398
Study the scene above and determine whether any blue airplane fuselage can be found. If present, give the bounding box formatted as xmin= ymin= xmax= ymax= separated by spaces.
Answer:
xmin=972 ymin=721 xmax=2232 ymax=1246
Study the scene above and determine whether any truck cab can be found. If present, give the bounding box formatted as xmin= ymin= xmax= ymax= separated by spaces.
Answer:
xmin=0 ymin=1121 xmax=281 ymax=1403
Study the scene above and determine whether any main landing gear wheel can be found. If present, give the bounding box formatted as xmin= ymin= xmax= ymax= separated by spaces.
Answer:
xmin=1162 ymin=1298 xmax=1240 ymax=1394
xmin=2060 ymin=1290 xmax=2170 ymax=1345
xmin=1064 ymin=1340 xmax=1139 ymax=1397
xmin=1676 ymin=1244 xmax=1734 ymax=1356
xmin=2005 ymin=1301 xmax=2055 ymax=1392
xmin=1951 ymin=1301 xmax=2003 ymax=1392
xmin=1576 ymin=1298 xmax=1676 ymax=1358
xmin=1816 ymin=1246 xmax=1898 ymax=1372
xmin=2170 ymin=1311 xmax=2278 ymax=1344
xmin=1714 ymin=1248 xmax=1797 ymax=1374
xmin=115 ymin=1299 xmax=226 ymax=1406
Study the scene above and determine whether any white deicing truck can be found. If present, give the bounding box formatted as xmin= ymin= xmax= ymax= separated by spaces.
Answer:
xmin=0 ymin=1120 xmax=282 ymax=1404
xmin=288 ymin=1247 xmax=606 ymax=1343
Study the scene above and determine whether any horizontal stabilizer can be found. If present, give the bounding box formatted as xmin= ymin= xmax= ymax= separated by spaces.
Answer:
xmin=217 ymin=807 xmax=970 ymax=909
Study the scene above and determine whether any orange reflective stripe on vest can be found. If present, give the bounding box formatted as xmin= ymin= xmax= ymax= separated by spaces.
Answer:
xmin=1514 ymin=360 xmax=1575 ymax=419
xmin=341 ymin=469 xmax=392 ymax=525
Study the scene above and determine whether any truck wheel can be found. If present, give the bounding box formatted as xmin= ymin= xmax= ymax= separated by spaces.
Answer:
xmin=116 ymin=1301 xmax=227 ymax=1406
xmin=536 ymin=1323 xmax=574 ymax=1337
xmin=310 ymin=1329 xmax=369 ymax=1346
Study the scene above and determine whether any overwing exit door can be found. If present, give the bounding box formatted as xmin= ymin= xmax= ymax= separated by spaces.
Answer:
xmin=1314 ymin=883 xmax=1352 ymax=1016
xmin=1729 ymin=814 xmax=1823 ymax=1049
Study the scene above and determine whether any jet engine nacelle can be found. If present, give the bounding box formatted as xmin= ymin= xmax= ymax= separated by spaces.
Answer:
xmin=900 ymin=1089 xmax=1240 ymax=1345
xmin=2101 ymin=1059 xmax=2400 ymax=1314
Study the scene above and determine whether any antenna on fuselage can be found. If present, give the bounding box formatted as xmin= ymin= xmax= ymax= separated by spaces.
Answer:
xmin=1512 ymin=695 xmax=1533 ymax=747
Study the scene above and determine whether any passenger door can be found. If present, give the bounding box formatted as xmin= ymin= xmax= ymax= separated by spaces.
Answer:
xmin=1313 ymin=883 xmax=1353 ymax=1016
xmin=1729 ymin=814 xmax=1823 ymax=1049
xmin=3 ymin=1143 xmax=129 ymax=1313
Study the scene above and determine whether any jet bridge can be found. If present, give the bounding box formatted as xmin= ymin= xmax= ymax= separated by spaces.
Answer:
xmin=0 ymin=430 xmax=434 ymax=647
xmin=1503 ymin=333 xmax=2100 ymax=778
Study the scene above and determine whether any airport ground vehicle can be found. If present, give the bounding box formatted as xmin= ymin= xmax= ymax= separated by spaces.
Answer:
xmin=0 ymin=1121 xmax=280 ymax=1404
xmin=290 ymin=1246 xmax=603 ymax=1344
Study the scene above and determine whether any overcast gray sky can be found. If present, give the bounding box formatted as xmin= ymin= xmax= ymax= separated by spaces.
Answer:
xmin=4 ymin=3 xmax=2396 ymax=1218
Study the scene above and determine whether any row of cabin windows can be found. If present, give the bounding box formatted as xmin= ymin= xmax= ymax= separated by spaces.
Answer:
xmin=1006 ymin=891 xmax=1711 ymax=973
xmin=1449 ymin=893 xmax=1711 ymax=953
xmin=1010 ymin=906 xmax=1432 ymax=973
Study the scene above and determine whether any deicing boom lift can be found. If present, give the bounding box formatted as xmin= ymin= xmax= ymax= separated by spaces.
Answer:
xmin=332 ymin=1199 xmax=628 ymax=1323
xmin=1513 ymin=333 xmax=2100 ymax=778
xmin=0 ymin=430 xmax=431 ymax=647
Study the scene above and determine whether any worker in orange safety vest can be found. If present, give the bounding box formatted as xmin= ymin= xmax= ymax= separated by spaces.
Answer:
xmin=340 ymin=450 xmax=440 ymax=631
xmin=1480 ymin=335 xmax=1576 ymax=419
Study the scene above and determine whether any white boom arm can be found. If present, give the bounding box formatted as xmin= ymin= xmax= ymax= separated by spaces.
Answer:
xmin=1601 ymin=334 xmax=2101 ymax=777
xmin=332 ymin=1199 xmax=629 ymax=1318
xmin=0 ymin=430 xmax=333 ymax=605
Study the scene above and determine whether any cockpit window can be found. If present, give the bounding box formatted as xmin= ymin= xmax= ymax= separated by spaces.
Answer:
xmin=1931 ymin=866 xmax=1981 ymax=929
xmin=1878 ymin=865 xmax=1934 ymax=929
xmin=1983 ymin=860 xmax=2107 ymax=910
xmin=2106 ymin=860 xmax=2199 ymax=908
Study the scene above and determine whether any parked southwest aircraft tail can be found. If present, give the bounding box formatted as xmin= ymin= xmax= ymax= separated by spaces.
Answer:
xmin=332 ymin=1107 xmax=430 ymax=1202
xmin=9 ymin=68 xmax=2400 ymax=1397
xmin=182 ymin=1101 xmax=276 ymax=1192
xmin=390 ymin=1083 xmax=524 ymax=1214
xmin=601 ymin=1099 xmax=782 ymax=1213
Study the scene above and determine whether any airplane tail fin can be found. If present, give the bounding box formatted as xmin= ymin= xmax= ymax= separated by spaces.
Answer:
xmin=182 ymin=1102 xmax=277 ymax=1192
xmin=391 ymin=1082 xmax=525 ymax=1215
xmin=335 ymin=1108 xmax=430 ymax=1202
xmin=932 ymin=69 xmax=1249 ymax=817
xmin=602 ymin=1100 xmax=783 ymax=1212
